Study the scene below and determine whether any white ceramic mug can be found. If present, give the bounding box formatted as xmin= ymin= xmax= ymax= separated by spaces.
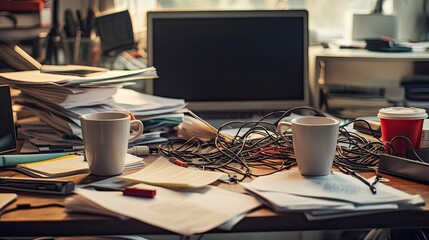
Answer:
xmin=80 ymin=112 xmax=143 ymax=176
xmin=277 ymin=116 xmax=339 ymax=176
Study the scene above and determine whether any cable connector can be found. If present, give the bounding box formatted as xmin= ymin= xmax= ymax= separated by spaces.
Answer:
xmin=16 ymin=203 xmax=31 ymax=209
xmin=127 ymin=146 xmax=150 ymax=156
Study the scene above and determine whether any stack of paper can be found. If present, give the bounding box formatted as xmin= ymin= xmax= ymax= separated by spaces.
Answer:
xmin=15 ymin=89 xmax=186 ymax=138
xmin=16 ymin=83 xmax=121 ymax=108
xmin=63 ymin=156 xmax=260 ymax=235
xmin=17 ymin=153 xmax=144 ymax=178
xmin=0 ymin=67 xmax=187 ymax=153
xmin=0 ymin=67 xmax=157 ymax=86
xmin=241 ymin=168 xmax=425 ymax=220
xmin=67 ymin=184 xmax=261 ymax=236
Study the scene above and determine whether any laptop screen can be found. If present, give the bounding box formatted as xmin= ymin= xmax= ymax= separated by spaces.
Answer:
xmin=146 ymin=10 xmax=309 ymax=111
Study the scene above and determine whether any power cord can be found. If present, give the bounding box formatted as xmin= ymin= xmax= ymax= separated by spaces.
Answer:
xmin=159 ymin=107 xmax=325 ymax=181
xmin=160 ymin=107 xmax=423 ymax=187
xmin=0 ymin=203 xmax=65 ymax=218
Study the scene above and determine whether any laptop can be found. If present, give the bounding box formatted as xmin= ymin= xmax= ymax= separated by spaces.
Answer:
xmin=146 ymin=10 xmax=309 ymax=127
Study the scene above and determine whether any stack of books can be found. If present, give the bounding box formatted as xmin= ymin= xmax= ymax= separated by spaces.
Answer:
xmin=0 ymin=0 xmax=51 ymax=39
xmin=0 ymin=66 xmax=187 ymax=153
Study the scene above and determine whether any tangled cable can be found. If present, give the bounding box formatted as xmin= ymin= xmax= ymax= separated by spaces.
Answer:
xmin=159 ymin=107 xmax=324 ymax=181
xmin=334 ymin=119 xmax=387 ymax=177
xmin=159 ymin=107 xmax=418 ymax=181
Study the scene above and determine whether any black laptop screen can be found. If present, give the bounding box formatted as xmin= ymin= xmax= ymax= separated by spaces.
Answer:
xmin=147 ymin=11 xmax=308 ymax=111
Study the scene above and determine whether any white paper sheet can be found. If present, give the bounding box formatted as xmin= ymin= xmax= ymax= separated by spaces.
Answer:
xmin=246 ymin=168 xmax=422 ymax=205
xmin=17 ymin=153 xmax=143 ymax=178
xmin=0 ymin=67 xmax=156 ymax=86
xmin=72 ymin=184 xmax=261 ymax=236
xmin=241 ymin=183 xmax=355 ymax=211
xmin=119 ymin=156 xmax=228 ymax=188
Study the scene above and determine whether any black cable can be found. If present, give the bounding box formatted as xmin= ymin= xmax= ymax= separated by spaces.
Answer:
xmin=159 ymin=108 xmax=316 ymax=180
xmin=390 ymin=135 xmax=425 ymax=162
xmin=195 ymin=234 xmax=205 ymax=240
xmin=0 ymin=203 xmax=65 ymax=218
xmin=160 ymin=108 xmax=404 ymax=183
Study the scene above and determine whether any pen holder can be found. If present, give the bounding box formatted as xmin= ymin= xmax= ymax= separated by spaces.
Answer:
xmin=61 ymin=37 xmax=101 ymax=66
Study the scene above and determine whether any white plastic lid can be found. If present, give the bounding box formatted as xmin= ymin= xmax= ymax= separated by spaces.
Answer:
xmin=377 ymin=107 xmax=428 ymax=120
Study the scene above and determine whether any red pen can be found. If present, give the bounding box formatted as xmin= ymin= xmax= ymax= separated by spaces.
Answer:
xmin=123 ymin=186 xmax=156 ymax=198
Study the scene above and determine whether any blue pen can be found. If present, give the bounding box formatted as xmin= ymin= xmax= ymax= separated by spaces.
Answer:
xmin=0 ymin=152 xmax=73 ymax=167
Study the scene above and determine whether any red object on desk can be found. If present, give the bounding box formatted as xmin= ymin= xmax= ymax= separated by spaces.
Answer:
xmin=0 ymin=0 xmax=44 ymax=12
xmin=128 ymin=112 xmax=136 ymax=120
xmin=123 ymin=186 xmax=156 ymax=198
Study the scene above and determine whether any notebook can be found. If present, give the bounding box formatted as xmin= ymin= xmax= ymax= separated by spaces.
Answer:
xmin=17 ymin=154 xmax=144 ymax=178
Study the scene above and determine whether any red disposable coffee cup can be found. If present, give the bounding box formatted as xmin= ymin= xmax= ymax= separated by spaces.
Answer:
xmin=378 ymin=107 xmax=428 ymax=156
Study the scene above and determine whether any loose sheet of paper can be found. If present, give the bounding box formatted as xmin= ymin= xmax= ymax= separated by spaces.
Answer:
xmin=246 ymin=168 xmax=422 ymax=205
xmin=0 ymin=67 xmax=156 ymax=86
xmin=72 ymin=184 xmax=261 ymax=236
xmin=18 ymin=153 xmax=143 ymax=178
xmin=119 ymin=156 xmax=227 ymax=188
xmin=241 ymin=183 xmax=356 ymax=211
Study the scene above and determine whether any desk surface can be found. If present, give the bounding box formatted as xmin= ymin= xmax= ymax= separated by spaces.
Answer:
xmin=0 ymin=155 xmax=428 ymax=237
xmin=313 ymin=48 xmax=429 ymax=62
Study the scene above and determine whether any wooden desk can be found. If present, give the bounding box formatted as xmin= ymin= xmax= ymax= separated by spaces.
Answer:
xmin=0 ymin=155 xmax=428 ymax=237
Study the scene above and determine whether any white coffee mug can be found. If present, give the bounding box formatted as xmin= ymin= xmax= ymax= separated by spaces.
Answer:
xmin=80 ymin=112 xmax=144 ymax=176
xmin=277 ymin=116 xmax=339 ymax=176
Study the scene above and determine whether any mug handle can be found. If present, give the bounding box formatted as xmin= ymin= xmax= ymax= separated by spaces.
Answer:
xmin=276 ymin=121 xmax=293 ymax=147
xmin=276 ymin=121 xmax=292 ymax=135
xmin=129 ymin=120 xmax=144 ymax=143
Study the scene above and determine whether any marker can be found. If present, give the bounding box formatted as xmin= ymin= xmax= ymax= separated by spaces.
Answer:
xmin=38 ymin=145 xmax=84 ymax=153
xmin=123 ymin=186 xmax=156 ymax=198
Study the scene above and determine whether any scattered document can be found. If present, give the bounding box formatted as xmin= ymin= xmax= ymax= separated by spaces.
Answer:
xmin=113 ymin=88 xmax=187 ymax=116
xmin=241 ymin=183 xmax=355 ymax=212
xmin=40 ymin=65 xmax=108 ymax=77
xmin=18 ymin=84 xmax=121 ymax=108
xmin=17 ymin=153 xmax=144 ymax=178
xmin=15 ymin=88 xmax=186 ymax=139
xmin=7 ymin=65 xmax=184 ymax=154
xmin=0 ymin=67 xmax=157 ymax=86
xmin=241 ymin=167 xmax=425 ymax=219
xmin=179 ymin=114 xmax=218 ymax=141
xmin=245 ymin=168 xmax=422 ymax=205
xmin=68 ymin=184 xmax=261 ymax=236
xmin=119 ymin=156 xmax=228 ymax=188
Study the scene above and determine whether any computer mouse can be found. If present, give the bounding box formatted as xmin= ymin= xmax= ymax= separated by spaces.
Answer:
xmin=365 ymin=37 xmax=412 ymax=52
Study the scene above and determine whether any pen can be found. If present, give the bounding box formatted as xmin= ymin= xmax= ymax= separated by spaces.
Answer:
xmin=338 ymin=166 xmax=377 ymax=194
xmin=38 ymin=145 xmax=84 ymax=153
